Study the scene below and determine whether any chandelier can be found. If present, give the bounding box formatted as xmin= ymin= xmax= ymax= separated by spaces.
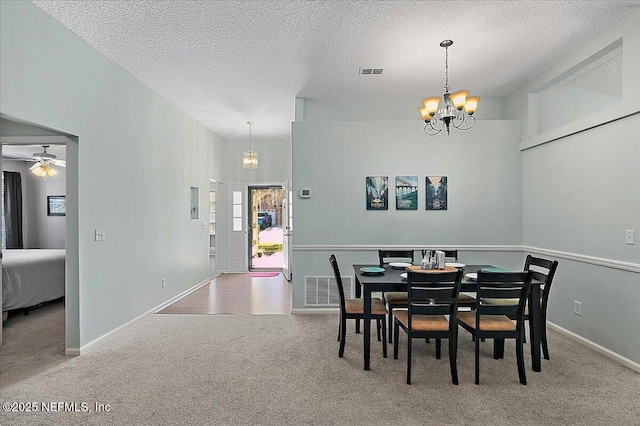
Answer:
xmin=418 ymin=40 xmax=481 ymax=136
xmin=242 ymin=121 xmax=258 ymax=169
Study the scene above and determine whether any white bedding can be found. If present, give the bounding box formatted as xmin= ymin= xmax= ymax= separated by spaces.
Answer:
xmin=2 ymin=249 xmax=65 ymax=311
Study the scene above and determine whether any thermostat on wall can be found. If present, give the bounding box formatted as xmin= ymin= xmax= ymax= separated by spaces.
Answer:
xmin=299 ymin=189 xmax=311 ymax=199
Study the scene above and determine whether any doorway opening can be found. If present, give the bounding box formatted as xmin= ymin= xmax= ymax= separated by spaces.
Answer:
xmin=248 ymin=186 xmax=284 ymax=270
xmin=208 ymin=181 xmax=217 ymax=277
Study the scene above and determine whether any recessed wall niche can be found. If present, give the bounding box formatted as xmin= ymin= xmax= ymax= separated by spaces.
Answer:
xmin=534 ymin=41 xmax=623 ymax=135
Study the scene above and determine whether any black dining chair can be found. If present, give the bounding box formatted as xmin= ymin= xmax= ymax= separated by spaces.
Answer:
xmin=420 ymin=249 xmax=476 ymax=309
xmin=377 ymin=249 xmax=415 ymax=343
xmin=457 ymin=270 xmax=533 ymax=385
xmin=393 ymin=268 xmax=463 ymax=385
xmin=329 ymin=254 xmax=387 ymax=359
xmin=480 ymin=255 xmax=559 ymax=359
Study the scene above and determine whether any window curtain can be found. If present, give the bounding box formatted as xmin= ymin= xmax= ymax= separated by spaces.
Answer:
xmin=3 ymin=171 xmax=23 ymax=249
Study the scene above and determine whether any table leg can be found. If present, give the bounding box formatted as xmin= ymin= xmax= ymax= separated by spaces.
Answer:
xmin=355 ymin=277 xmax=362 ymax=334
xmin=529 ymin=283 xmax=542 ymax=372
xmin=363 ymin=286 xmax=371 ymax=370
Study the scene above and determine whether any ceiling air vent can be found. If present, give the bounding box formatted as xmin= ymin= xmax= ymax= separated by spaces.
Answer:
xmin=359 ymin=68 xmax=383 ymax=75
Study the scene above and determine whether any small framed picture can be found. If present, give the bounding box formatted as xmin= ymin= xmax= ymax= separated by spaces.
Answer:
xmin=47 ymin=195 xmax=66 ymax=216
xmin=366 ymin=176 xmax=388 ymax=210
xmin=426 ymin=176 xmax=447 ymax=210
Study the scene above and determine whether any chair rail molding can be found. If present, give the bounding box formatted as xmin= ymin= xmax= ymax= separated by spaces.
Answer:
xmin=523 ymin=246 xmax=640 ymax=274
xmin=293 ymin=245 xmax=640 ymax=273
xmin=292 ymin=244 xmax=523 ymax=252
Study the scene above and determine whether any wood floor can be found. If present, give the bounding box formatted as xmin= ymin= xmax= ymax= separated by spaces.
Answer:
xmin=156 ymin=273 xmax=292 ymax=315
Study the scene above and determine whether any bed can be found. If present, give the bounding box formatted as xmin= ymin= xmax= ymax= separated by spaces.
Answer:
xmin=2 ymin=249 xmax=65 ymax=317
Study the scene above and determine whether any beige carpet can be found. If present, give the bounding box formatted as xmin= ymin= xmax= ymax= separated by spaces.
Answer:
xmin=1 ymin=301 xmax=639 ymax=426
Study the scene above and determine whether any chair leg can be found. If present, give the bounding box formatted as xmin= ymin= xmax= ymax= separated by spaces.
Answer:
xmin=388 ymin=306 xmax=394 ymax=344
xmin=542 ymin=322 xmax=550 ymax=360
xmin=381 ymin=318 xmax=387 ymax=358
xmin=393 ymin=319 xmax=400 ymax=359
xmin=376 ymin=319 xmax=381 ymax=341
xmin=435 ymin=338 xmax=441 ymax=359
xmin=449 ymin=333 xmax=459 ymax=385
xmin=475 ymin=334 xmax=480 ymax=385
xmin=338 ymin=315 xmax=347 ymax=358
xmin=493 ymin=338 xmax=505 ymax=359
xmin=406 ymin=333 xmax=412 ymax=385
xmin=517 ymin=332 xmax=527 ymax=385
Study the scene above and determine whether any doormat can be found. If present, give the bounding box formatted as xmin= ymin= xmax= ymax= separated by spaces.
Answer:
xmin=249 ymin=272 xmax=280 ymax=278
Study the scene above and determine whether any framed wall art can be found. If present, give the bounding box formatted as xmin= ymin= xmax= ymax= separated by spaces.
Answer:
xmin=395 ymin=176 xmax=418 ymax=210
xmin=425 ymin=176 xmax=447 ymax=210
xmin=366 ymin=176 xmax=388 ymax=210
xmin=47 ymin=195 xmax=66 ymax=216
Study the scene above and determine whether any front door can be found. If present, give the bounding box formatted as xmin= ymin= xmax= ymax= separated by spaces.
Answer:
xmin=282 ymin=181 xmax=292 ymax=281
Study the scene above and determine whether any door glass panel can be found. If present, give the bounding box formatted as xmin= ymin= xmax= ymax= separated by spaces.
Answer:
xmin=232 ymin=190 xmax=243 ymax=232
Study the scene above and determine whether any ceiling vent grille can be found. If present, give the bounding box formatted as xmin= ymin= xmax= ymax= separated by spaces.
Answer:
xmin=359 ymin=68 xmax=383 ymax=75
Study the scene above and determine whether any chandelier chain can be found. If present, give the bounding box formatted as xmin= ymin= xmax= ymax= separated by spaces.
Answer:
xmin=444 ymin=45 xmax=450 ymax=93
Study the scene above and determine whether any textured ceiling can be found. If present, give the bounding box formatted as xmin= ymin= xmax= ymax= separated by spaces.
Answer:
xmin=31 ymin=0 xmax=640 ymax=141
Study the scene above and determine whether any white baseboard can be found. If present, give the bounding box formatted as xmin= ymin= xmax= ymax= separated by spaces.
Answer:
xmin=547 ymin=322 xmax=640 ymax=373
xmin=291 ymin=308 xmax=338 ymax=314
xmin=153 ymin=279 xmax=211 ymax=313
xmin=70 ymin=279 xmax=211 ymax=356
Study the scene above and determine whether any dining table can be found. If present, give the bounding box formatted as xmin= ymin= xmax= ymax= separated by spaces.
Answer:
xmin=353 ymin=264 xmax=544 ymax=372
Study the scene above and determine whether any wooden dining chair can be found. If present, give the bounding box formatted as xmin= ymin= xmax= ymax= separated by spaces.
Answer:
xmin=329 ymin=255 xmax=387 ymax=359
xmin=420 ymin=249 xmax=476 ymax=309
xmin=457 ymin=270 xmax=533 ymax=385
xmin=480 ymin=255 xmax=559 ymax=359
xmin=393 ymin=268 xmax=463 ymax=385
xmin=378 ymin=249 xmax=415 ymax=343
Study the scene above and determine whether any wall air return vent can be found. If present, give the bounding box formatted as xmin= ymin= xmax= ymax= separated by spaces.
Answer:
xmin=304 ymin=276 xmax=353 ymax=306
xmin=359 ymin=68 xmax=383 ymax=75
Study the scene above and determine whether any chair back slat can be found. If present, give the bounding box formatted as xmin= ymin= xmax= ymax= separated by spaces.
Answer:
xmin=475 ymin=271 xmax=533 ymax=319
xmin=329 ymin=255 xmax=347 ymax=316
xmin=407 ymin=270 xmax=462 ymax=318
xmin=378 ymin=249 xmax=414 ymax=267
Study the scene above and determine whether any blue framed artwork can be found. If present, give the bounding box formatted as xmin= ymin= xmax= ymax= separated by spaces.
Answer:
xmin=426 ymin=176 xmax=447 ymax=210
xmin=395 ymin=176 xmax=418 ymax=210
xmin=366 ymin=176 xmax=388 ymax=210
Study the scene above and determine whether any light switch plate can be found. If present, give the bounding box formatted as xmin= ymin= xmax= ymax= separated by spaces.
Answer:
xmin=626 ymin=230 xmax=635 ymax=245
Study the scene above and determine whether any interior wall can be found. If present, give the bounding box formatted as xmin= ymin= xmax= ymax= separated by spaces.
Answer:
xmin=291 ymin=114 xmax=524 ymax=310
xmin=0 ymin=1 xmax=225 ymax=349
xmin=506 ymin=9 xmax=640 ymax=364
xmin=2 ymin=159 xmax=66 ymax=249
xmin=223 ymin=139 xmax=292 ymax=183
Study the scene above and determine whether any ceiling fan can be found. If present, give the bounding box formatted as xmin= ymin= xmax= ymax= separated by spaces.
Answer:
xmin=27 ymin=146 xmax=65 ymax=177
xmin=8 ymin=145 xmax=66 ymax=177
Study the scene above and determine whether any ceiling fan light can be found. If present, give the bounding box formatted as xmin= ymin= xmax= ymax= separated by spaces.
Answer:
xmin=422 ymin=97 xmax=441 ymax=115
xmin=30 ymin=164 xmax=58 ymax=178
xmin=464 ymin=96 xmax=481 ymax=115
xmin=450 ymin=90 xmax=469 ymax=110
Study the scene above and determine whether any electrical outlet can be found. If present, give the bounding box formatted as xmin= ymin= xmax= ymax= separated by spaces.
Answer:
xmin=95 ymin=229 xmax=105 ymax=241
xmin=574 ymin=301 xmax=582 ymax=316
xmin=162 ymin=278 xmax=166 ymax=288
xmin=625 ymin=230 xmax=635 ymax=245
